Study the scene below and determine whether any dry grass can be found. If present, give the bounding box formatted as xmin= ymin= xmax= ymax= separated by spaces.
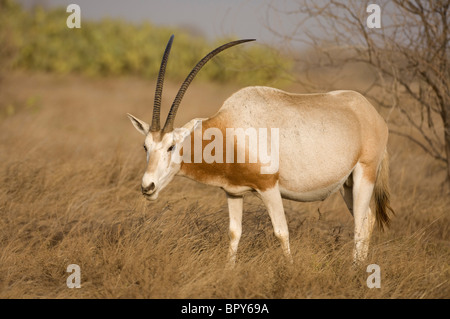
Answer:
xmin=0 ymin=72 xmax=448 ymax=299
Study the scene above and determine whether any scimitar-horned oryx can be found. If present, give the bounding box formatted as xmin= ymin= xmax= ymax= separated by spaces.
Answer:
xmin=127 ymin=35 xmax=394 ymax=266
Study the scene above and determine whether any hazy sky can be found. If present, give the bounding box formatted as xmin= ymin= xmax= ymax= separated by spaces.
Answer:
xmin=18 ymin=0 xmax=303 ymax=46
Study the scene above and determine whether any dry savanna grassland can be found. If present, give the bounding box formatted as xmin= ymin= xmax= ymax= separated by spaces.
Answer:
xmin=0 ymin=71 xmax=448 ymax=299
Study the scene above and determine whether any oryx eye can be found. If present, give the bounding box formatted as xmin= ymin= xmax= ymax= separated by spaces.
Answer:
xmin=167 ymin=145 xmax=175 ymax=152
xmin=143 ymin=145 xmax=147 ymax=152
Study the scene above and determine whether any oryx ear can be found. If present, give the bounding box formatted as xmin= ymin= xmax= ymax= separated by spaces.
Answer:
xmin=127 ymin=113 xmax=150 ymax=136
xmin=173 ymin=119 xmax=202 ymax=143
xmin=173 ymin=127 xmax=192 ymax=144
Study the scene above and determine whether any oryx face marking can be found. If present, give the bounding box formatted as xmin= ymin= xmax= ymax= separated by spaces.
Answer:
xmin=140 ymin=130 xmax=186 ymax=200
xmin=127 ymin=116 xmax=190 ymax=201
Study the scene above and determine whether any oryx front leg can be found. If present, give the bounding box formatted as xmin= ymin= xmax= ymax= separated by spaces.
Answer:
xmin=226 ymin=194 xmax=243 ymax=267
xmin=258 ymin=185 xmax=293 ymax=264
xmin=352 ymin=164 xmax=376 ymax=265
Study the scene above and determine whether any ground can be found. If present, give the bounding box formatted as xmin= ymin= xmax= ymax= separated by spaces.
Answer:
xmin=0 ymin=72 xmax=448 ymax=298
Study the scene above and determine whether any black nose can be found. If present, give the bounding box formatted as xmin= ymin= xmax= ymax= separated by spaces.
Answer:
xmin=141 ymin=182 xmax=156 ymax=194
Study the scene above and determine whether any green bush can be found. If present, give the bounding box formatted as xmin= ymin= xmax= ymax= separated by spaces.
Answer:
xmin=0 ymin=1 xmax=292 ymax=86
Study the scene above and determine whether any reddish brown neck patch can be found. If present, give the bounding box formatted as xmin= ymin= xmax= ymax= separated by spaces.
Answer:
xmin=179 ymin=117 xmax=279 ymax=192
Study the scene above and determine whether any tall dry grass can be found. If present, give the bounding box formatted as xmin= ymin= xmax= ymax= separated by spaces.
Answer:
xmin=0 ymin=72 xmax=448 ymax=298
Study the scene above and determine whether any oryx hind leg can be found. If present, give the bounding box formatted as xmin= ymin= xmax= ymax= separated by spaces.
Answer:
xmin=258 ymin=184 xmax=293 ymax=264
xmin=340 ymin=174 xmax=354 ymax=216
xmin=352 ymin=163 xmax=376 ymax=265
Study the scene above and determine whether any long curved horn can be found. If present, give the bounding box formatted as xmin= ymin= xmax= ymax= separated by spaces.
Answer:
xmin=151 ymin=34 xmax=174 ymax=132
xmin=162 ymin=39 xmax=256 ymax=133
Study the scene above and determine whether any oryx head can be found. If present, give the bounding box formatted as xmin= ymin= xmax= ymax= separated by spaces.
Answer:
xmin=127 ymin=35 xmax=254 ymax=200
